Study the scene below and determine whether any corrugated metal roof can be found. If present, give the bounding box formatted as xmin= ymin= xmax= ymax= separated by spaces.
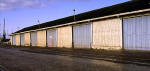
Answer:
xmin=14 ymin=0 xmax=150 ymax=34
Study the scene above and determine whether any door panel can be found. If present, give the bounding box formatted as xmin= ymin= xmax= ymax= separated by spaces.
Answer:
xmin=20 ymin=34 xmax=24 ymax=46
xmin=123 ymin=16 xmax=150 ymax=50
xmin=47 ymin=29 xmax=57 ymax=47
xmin=12 ymin=36 xmax=16 ymax=45
xmin=73 ymin=24 xmax=92 ymax=48
xmin=31 ymin=32 xmax=37 ymax=46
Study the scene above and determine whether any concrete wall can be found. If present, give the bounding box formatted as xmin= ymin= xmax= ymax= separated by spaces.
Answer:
xmin=37 ymin=30 xmax=46 ymax=47
xmin=16 ymin=34 xmax=20 ymax=46
xmin=24 ymin=32 xmax=30 ymax=46
xmin=92 ymin=18 xmax=122 ymax=50
xmin=58 ymin=26 xmax=72 ymax=48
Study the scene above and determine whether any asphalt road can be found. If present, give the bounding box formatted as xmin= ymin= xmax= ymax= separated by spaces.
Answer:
xmin=0 ymin=48 xmax=149 ymax=71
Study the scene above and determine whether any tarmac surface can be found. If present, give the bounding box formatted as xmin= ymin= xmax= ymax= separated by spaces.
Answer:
xmin=0 ymin=47 xmax=150 ymax=71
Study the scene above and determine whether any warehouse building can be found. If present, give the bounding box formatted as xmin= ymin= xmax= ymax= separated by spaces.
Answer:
xmin=10 ymin=0 xmax=150 ymax=50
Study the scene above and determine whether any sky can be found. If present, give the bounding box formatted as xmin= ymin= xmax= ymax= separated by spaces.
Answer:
xmin=0 ymin=0 xmax=130 ymax=38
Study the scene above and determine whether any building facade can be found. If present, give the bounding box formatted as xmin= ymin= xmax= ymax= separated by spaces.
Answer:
xmin=10 ymin=0 xmax=150 ymax=50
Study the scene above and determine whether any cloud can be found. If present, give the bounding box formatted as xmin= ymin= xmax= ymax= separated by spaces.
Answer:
xmin=47 ymin=0 xmax=91 ymax=2
xmin=0 ymin=0 xmax=45 ymax=11
xmin=0 ymin=0 xmax=91 ymax=11
xmin=20 ymin=0 xmax=45 ymax=8
xmin=0 ymin=2 xmax=12 ymax=10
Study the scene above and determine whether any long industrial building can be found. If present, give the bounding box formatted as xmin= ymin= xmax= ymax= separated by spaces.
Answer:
xmin=10 ymin=0 xmax=150 ymax=50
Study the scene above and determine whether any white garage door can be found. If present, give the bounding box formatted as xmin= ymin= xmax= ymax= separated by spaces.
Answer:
xmin=20 ymin=34 xmax=24 ymax=46
xmin=123 ymin=15 xmax=150 ymax=50
xmin=47 ymin=29 xmax=57 ymax=47
xmin=12 ymin=36 xmax=16 ymax=45
xmin=73 ymin=24 xmax=92 ymax=48
xmin=31 ymin=32 xmax=37 ymax=46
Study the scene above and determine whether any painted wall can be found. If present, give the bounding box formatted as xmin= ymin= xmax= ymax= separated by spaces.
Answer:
xmin=37 ymin=30 xmax=46 ymax=47
xmin=92 ymin=18 xmax=122 ymax=50
xmin=58 ymin=26 xmax=72 ymax=48
xmin=16 ymin=34 xmax=20 ymax=46
xmin=24 ymin=32 xmax=30 ymax=46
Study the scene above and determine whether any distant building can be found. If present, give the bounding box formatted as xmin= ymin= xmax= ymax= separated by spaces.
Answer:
xmin=10 ymin=0 xmax=150 ymax=50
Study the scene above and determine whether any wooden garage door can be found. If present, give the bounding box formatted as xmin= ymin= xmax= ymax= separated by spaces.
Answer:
xmin=73 ymin=24 xmax=92 ymax=48
xmin=123 ymin=15 xmax=150 ymax=50
xmin=47 ymin=29 xmax=57 ymax=47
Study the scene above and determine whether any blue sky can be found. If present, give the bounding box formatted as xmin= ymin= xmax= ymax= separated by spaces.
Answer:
xmin=0 ymin=0 xmax=130 ymax=37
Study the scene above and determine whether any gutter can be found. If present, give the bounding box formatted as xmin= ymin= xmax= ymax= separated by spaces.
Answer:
xmin=10 ymin=8 xmax=150 ymax=36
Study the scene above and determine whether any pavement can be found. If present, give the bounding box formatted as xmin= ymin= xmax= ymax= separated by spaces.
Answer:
xmin=0 ymin=47 xmax=150 ymax=71
xmin=17 ymin=46 xmax=150 ymax=66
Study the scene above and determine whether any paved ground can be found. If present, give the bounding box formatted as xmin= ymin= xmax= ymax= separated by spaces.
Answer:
xmin=18 ymin=46 xmax=150 ymax=65
xmin=0 ymin=48 xmax=150 ymax=71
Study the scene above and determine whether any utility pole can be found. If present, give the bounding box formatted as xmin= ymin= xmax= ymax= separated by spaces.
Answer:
xmin=3 ymin=18 xmax=6 ymax=41
xmin=38 ymin=20 xmax=40 ymax=29
xmin=73 ymin=9 xmax=76 ymax=22
xmin=72 ymin=9 xmax=76 ymax=48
